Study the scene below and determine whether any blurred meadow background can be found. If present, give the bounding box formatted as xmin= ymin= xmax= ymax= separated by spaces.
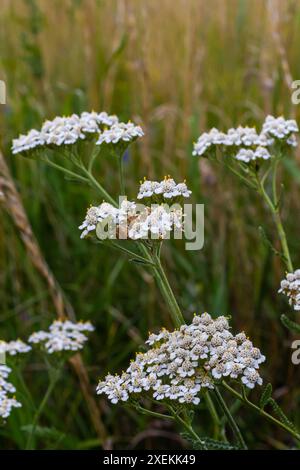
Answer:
xmin=1 ymin=0 xmax=300 ymax=450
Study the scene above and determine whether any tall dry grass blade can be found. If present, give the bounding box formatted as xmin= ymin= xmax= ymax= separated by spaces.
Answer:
xmin=0 ymin=150 xmax=108 ymax=446
xmin=268 ymin=0 xmax=294 ymax=110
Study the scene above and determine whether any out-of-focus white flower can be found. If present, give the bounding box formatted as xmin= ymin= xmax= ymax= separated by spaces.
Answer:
xmin=0 ymin=365 xmax=21 ymax=420
xmin=97 ymin=313 xmax=265 ymax=405
xmin=225 ymin=127 xmax=273 ymax=147
xmin=0 ymin=339 xmax=31 ymax=356
xmin=137 ymin=180 xmax=160 ymax=199
xmin=137 ymin=177 xmax=192 ymax=200
xmin=193 ymin=117 xmax=298 ymax=161
xmin=279 ymin=269 xmax=300 ymax=311
xmin=80 ymin=111 xmax=119 ymax=133
xmin=192 ymin=128 xmax=227 ymax=156
xmin=193 ymin=126 xmax=273 ymax=158
xmin=28 ymin=320 xmax=94 ymax=354
xmin=0 ymin=396 xmax=22 ymax=419
xmin=234 ymin=146 xmax=271 ymax=163
xmin=96 ymin=122 xmax=144 ymax=146
xmin=12 ymin=129 xmax=45 ymax=154
xmin=262 ymin=115 xmax=299 ymax=141
xmin=12 ymin=111 xmax=121 ymax=154
xmin=287 ymin=134 xmax=298 ymax=147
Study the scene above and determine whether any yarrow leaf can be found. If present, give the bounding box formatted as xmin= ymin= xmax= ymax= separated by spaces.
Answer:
xmin=281 ymin=314 xmax=300 ymax=334
xmin=259 ymin=383 xmax=273 ymax=409
xmin=181 ymin=433 xmax=240 ymax=450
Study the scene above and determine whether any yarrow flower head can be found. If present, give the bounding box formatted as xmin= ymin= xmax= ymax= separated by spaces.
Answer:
xmin=78 ymin=203 xmax=119 ymax=239
xmin=96 ymin=313 xmax=265 ymax=406
xmin=11 ymin=111 xmax=142 ymax=156
xmin=79 ymin=176 xmax=189 ymax=241
xmin=28 ymin=320 xmax=94 ymax=354
xmin=0 ymin=339 xmax=31 ymax=356
xmin=96 ymin=122 xmax=144 ymax=148
xmin=234 ymin=147 xmax=271 ymax=163
xmin=129 ymin=205 xmax=184 ymax=240
xmin=193 ymin=115 xmax=298 ymax=164
xmin=262 ymin=116 xmax=298 ymax=140
xmin=79 ymin=194 xmax=185 ymax=241
xmin=0 ymin=365 xmax=21 ymax=421
xmin=137 ymin=177 xmax=192 ymax=201
xmin=278 ymin=269 xmax=300 ymax=311
xmin=79 ymin=199 xmax=184 ymax=241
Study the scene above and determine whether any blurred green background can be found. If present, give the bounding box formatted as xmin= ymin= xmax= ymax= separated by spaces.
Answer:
xmin=1 ymin=0 xmax=300 ymax=450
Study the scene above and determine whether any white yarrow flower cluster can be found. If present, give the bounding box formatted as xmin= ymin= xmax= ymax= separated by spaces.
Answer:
xmin=128 ymin=205 xmax=184 ymax=240
xmin=235 ymin=147 xmax=271 ymax=163
xmin=79 ymin=177 xmax=190 ymax=241
xmin=78 ymin=203 xmax=119 ymax=239
xmin=137 ymin=177 xmax=192 ymax=200
xmin=0 ymin=339 xmax=31 ymax=356
xmin=193 ymin=115 xmax=298 ymax=162
xmin=11 ymin=111 xmax=128 ymax=154
xmin=262 ymin=116 xmax=298 ymax=140
xmin=97 ymin=313 xmax=265 ymax=406
xmin=192 ymin=127 xmax=271 ymax=157
xmin=278 ymin=269 xmax=300 ymax=311
xmin=79 ymin=199 xmax=184 ymax=241
xmin=96 ymin=122 xmax=144 ymax=146
xmin=28 ymin=320 xmax=94 ymax=354
xmin=0 ymin=365 xmax=22 ymax=420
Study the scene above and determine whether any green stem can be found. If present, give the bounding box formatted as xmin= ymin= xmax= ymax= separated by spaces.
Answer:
xmin=214 ymin=387 xmax=247 ymax=449
xmin=256 ymin=169 xmax=293 ymax=272
xmin=225 ymin=163 xmax=257 ymax=189
xmin=136 ymin=404 xmax=174 ymax=421
xmin=26 ymin=366 xmax=62 ymax=450
xmin=222 ymin=381 xmax=300 ymax=442
xmin=118 ymin=154 xmax=125 ymax=195
xmin=79 ymin=165 xmax=117 ymax=207
xmin=169 ymin=406 xmax=206 ymax=446
xmin=204 ymin=392 xmax=224 ymax=440
xmin=41 ymin=157 xmax=89 ymax=184
xmin=15 ymin=366 xmax=36 ymax=412
xmin=107 ymin=241 xmax=154 ymax=264
xmin=152 ymin=252 xmax=185 ymax=327
xmin=88 ymin=145 xmax=100 ymax=173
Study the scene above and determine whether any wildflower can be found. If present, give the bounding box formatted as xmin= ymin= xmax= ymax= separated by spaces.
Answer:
xmin=140 ymin=205 xmax=184 ymax=239
xmin=28 ymin=320 xmax=94 ymax=354
xmin=193 ymin=116 xmax=298 ymax=163
xmin=78 ymin=203 xmax=118 ymax=238
xmin=80 ymin=111 xmax=119 ymax=133
xmin=262 ymin=115 xmax=299 ymax=141
xmin=0 ymin=365 xmax=21 ymax=420
xmin=12 ymin=129 xmax=45 ymax=154
xmin=279 ymin=269 xmax=300 ymax=311
xmin=192 ymin=128 xmax=227 ymax=156
xmin=193 ymin=126 xmax=271 ymax=158
xmin=137 ymin=177 xmax=192 ymax=200
xmin=225 ymin=126 xmax=271 ymax=147
xmin=0 ymin=339 xmax=31 ymax=356
xmin=79 ymin=200 xmax=185 ymax=241
xmin=0 ymin=396 xmax=22 ymax=420
xmin=241 ymin=368 xmax=263 ymax=389
xmin=234 ymin=147 xmax=271 ymax=163
xmin=96 ymin=122 xmax=144 ymax=146
xmin=97 ymin=313 xmax=265 ymax=406
xmin=12 ymin=111 xmax=121 ymax=155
